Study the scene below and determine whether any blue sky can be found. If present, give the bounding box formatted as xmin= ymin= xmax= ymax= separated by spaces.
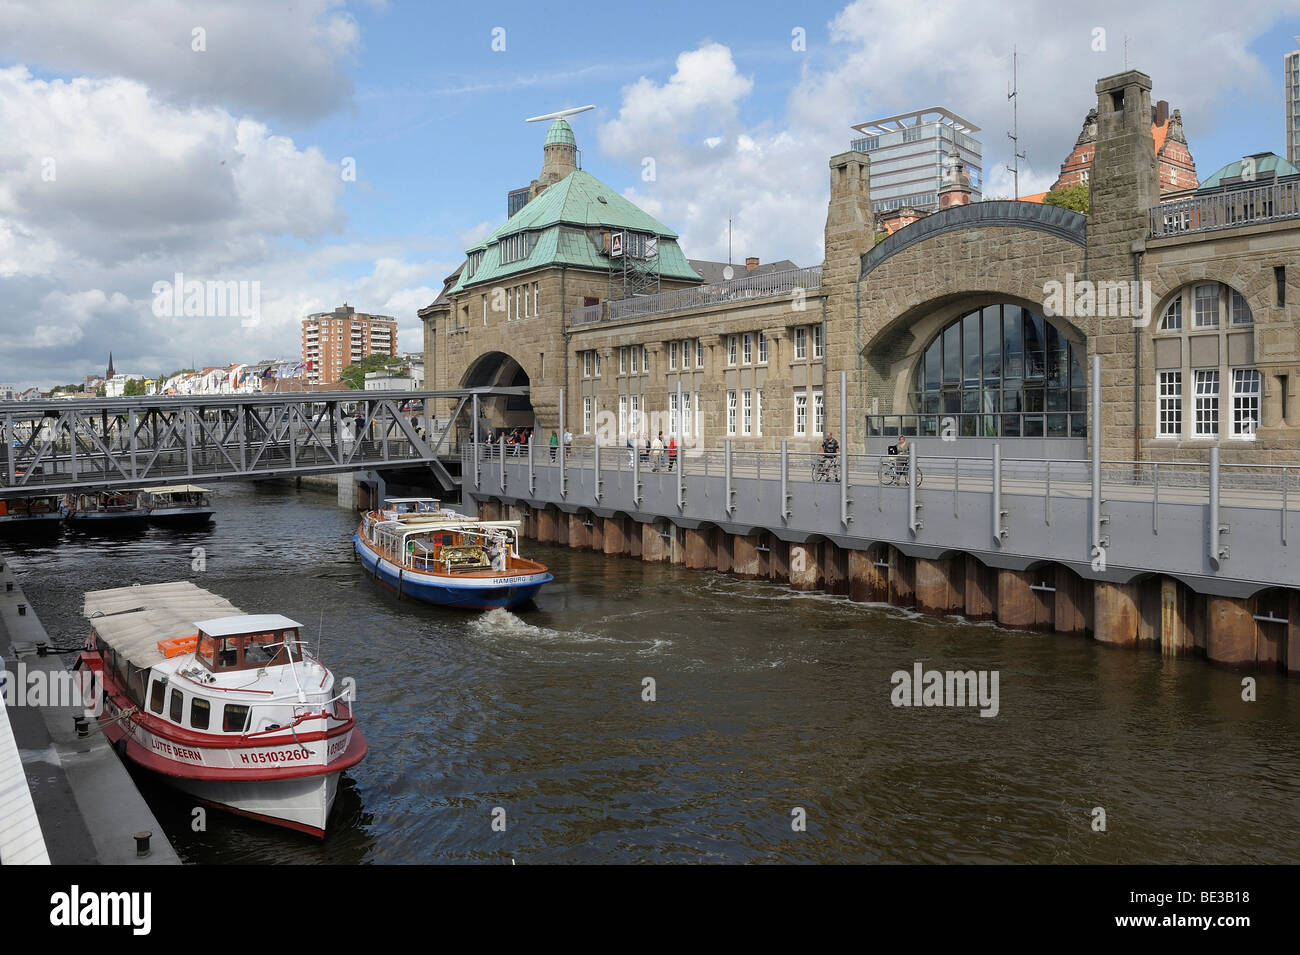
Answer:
xmin=0 ymin=0 xmax=1297 ymax=388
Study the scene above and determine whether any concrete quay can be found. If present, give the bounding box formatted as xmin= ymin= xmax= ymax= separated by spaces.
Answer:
xmin=0 ymin=550 xmax=178 ymax=865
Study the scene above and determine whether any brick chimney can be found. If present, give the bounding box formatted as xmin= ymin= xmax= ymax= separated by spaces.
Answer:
xmin=745 ymin=256 xmax=759 ymax=272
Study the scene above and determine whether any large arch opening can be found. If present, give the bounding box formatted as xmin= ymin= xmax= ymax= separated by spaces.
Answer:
xmin=460 ymin=351 xmax=535 ymax=438
xmin=868 ymin=303 xmax=1087 ymax=444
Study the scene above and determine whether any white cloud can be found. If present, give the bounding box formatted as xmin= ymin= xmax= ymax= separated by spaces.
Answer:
xmin=0 ymin=0 xmax=358 ymax=122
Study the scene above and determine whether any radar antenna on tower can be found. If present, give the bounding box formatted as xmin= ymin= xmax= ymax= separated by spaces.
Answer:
xmin=524 ymin=105 xmax=595 ymax=123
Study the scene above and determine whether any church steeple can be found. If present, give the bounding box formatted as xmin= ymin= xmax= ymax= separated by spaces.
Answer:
xmin=106 ymin=351 xmax=115 ymax=378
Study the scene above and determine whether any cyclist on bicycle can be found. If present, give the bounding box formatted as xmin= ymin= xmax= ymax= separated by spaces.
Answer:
xmin=822 ymin=432 xmax=839 ymax=459
xmin=896 ymin=434 xmax=910 ymax=469
xmin=819 ymin=432 xmax=840 ymax=481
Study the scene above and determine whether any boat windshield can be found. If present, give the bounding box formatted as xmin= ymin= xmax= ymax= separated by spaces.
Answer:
xmin=195 ymin=628 xmax=304 ymax=672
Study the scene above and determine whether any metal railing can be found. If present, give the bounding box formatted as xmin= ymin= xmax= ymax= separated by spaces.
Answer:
xmin=568 ymin=265 xmax=824 ymax=326
xmin=1150 ymin=180 xmax=1300 ymax=238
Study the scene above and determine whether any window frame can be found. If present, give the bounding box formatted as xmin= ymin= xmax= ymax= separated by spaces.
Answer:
xmin=726 ymin=390 xmax=737 ymax=435
xmin=1231 ymin=367 xmax=1261 ymax=439
xmin=1157 ymin=370 xmax=1182 ymax=438
xmin=1193 ymin=369 xmax=1220 ymax=438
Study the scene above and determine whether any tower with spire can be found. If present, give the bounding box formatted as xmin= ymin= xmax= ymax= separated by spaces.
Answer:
xmin=106 ymin=351 xmax=116 ymax=379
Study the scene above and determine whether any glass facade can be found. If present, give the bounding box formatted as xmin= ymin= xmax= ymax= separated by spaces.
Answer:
xmin=890 ymin=305 xmax=1087 ymax=438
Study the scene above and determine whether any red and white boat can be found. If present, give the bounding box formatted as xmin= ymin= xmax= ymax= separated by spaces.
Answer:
xmin=76 ymin=581 xmax=366 ymax=837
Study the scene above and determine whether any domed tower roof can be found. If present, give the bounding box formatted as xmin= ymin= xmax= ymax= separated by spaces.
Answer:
xmin=544 ymin=119 xmax=576 ymax=147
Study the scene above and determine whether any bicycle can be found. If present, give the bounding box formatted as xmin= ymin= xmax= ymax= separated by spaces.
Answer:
xmin=812 ymin=456 xmax=841 ymax=482
xmin=879 ymin=455 xmax=922 ymax=487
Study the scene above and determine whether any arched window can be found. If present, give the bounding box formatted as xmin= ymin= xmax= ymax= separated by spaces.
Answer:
xmin=908 ymin=305 xmax=1086 ymax=438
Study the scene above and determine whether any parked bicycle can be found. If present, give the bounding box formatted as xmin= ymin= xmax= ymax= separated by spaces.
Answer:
xmin=879 ymin=448 xmax=922 ymax=487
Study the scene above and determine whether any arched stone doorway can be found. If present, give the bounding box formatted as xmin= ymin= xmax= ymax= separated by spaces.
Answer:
xmin=460 ymin=350 xmax=535 ymax=439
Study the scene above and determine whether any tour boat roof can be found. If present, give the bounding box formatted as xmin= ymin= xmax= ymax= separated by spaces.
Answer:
xmin=195 ymin=614 xmax=302 ymax=636
xmin=383 ymin=497 xmax=440 ymax=504
xmin=84 ymin=582 xmax=242 ymax=668
xmin=374 ymin=518 xmax=521 ymax=542
xmin=137 ymin=484 xmax=210 ymax=494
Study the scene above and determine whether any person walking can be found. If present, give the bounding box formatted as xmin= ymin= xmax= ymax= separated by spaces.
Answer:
xmin=667 ymin=434 xmax=677 ymax=472
xmin=549 ymin=431 xmax=559 ymax=462
xmin=563 ymin=427 xmax=573 ymax=459
xmin=650 ymin=432 xmax=664 ymax=471
xmin=627 ymin=433 xmax=635 ymax=468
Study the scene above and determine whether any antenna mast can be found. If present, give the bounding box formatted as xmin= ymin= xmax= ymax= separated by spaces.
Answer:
xmin=1006 ymin=47 xmax=1026 ymax=200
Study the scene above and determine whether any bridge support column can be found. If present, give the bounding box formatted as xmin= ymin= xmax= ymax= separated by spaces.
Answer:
xmin=627 ymin=521 xmax=642 ymax=558
xmin=964 ymin=558 xmax=997 ymax=621
xmin=1054 ymin=567 xmax=1093 ymax=637
xmin=824 ymin=543 xmax=848 ymax=596
xmin=537 ymin=507 xmax=559 ymax=545
xmin=602 ymin=517 xmax=625 ymax=556
xmin=668 ymin=524 xmax=685 ymax=564
xmin=641 ymin=521 xmax=669 ymax=562
xmin=714 ymin=533 xmax=733 ymax=574
xmin=1093 ymin=580 xmax=1142 ymax=648
xmin=1289 ymin=592 xmax=1300 ymax=677
xmin=915 ymin=556 xmax=963 ymax=616
xmin=568 ymin=514 xmax=589 ymax=550
xmin=1206 ymin=595 xmax=1257 ymax=668
xmin=731 ymin=534 xmax=762 ymax=578
xmin=767 ymin=538 xmax=790 ymax=583
xmin=848 ymin=548 xmax=888 ymax=603
xmin=553 ymin=510 xmax=568 ymax=547
xmin=887 ymin=547 xmax=914 ymax=608
xmin=685 ymin=527 xmax=715 ymax=570
xmin=789 ymin=542 xmax=824 ymax=592
xmin=997 ymin=569 xmax=1052 ymax=630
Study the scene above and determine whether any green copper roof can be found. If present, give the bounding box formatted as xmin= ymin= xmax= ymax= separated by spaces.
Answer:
xmin=450 ymin=169 xmax=698 ymax=294
xmin=1199 ymin=153 xmax=1300 ymax=189
xmin=544 ymin=119 xmax=576 ymax=147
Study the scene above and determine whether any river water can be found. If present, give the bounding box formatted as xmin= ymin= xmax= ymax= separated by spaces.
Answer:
xmin=8 ymin=480 xmax=1299 ymax=864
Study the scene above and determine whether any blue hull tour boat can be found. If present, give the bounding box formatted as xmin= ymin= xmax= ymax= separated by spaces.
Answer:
xmin=353 ymin=498 xmax=552 ymax=610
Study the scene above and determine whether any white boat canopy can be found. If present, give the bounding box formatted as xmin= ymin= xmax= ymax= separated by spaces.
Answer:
xmin=84 ymin=582 xmax=241 ymax=669
xmin=134 ymin=484 xmax=211 ymax=494
xmin=195 ymin=614 xmax=302 ymax=637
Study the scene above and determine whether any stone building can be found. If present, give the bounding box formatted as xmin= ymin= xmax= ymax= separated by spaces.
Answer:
xmin=423 ymin=69 xmax=1300 ymax=466
xmin=1050 ymin=98 xmax=1198 ymax=195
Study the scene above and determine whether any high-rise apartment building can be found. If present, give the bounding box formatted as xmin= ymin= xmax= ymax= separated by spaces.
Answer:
xmin=849 ymin=107 xmax=983 ymax=213
xmin=301 ymin=305 xmax=398 ymax=384
xmin=1287 ymin=41 xmax=1300 ymax=165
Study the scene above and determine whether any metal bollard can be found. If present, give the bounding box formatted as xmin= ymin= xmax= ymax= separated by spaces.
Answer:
xmin=135 ymin=831 xmax=152 ymax=857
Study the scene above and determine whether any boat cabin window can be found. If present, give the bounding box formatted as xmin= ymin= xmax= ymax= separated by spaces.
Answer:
xmin=190 ymin=698 xmax=210 ymax=730
xmin=149 ymin=679 xmax=166 ymax=714
xmin=223 ymin=703 xmax=250 ymax=733
xmin=169 ymin=688 xmax=184 ymax=723
xmin=194 ymin=628 xmax=303 ymax=672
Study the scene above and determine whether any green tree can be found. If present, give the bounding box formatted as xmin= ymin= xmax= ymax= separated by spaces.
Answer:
xmin=1043 ymin=183 xmax=1090 ymax=214
xmin=340 ymin=353 xmax=403 ymax=390
xmin=123 ymin=378 xmax=148 ymax=396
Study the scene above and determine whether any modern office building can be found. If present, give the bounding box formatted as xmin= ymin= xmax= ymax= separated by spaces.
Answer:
xmin=849 ymin=107 xmax=982 ymax=213
xmin=301 ymin=305 xmax=398 ymax=385
xmin=1287 ymin=41 xmax=1299 ymax=165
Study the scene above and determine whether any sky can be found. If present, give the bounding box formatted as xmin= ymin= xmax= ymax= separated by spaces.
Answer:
xmin=0 ymin=0 xmax=1297 ymax=389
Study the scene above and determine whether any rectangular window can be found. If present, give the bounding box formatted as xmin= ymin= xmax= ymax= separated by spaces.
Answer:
xmin=755 ymin=390 xmax=763 ymax=436
xmin=683 ymin=392 xmax=693 ymax=439
xmin=169 ymin=688 xmax=183 ymax=723
xmin=583 ymin=352 xmax=593 ymax=378
xmin=1277 ymin=266 xmax=1286 ymax=307
xmin=758 ymin=332 xmax=768 ymax=364
xmin=1193 ymin=284 xmax=1219 ymax=328
xmin=727 ymin=391 xmax=737 ymax=434
xmin=696 ymin=340 xmax=704 ymax=367
xmin=728 ymin=336 xmax=738 ymax=366
xmin=669 ymin=392 xmax=679 ymax=435
xmin=630 ymin=394 xmax=640 ymax=434
xmin=583 ymin=396 xmax=593 ymax=435
xmin=681 ymin=340 xmax=691 ymax=369
xmin=794 ymin=390 xmax=807 ymax=436
xmin=223 ymin=703 xmax=250 ymax=733
xmin=742 ymin=333 xmax=753 ymax=365
xmin=594 ymin=351 xmax=601 ymax=377
xmin=619 ymin=395 xmax=628 ymax=436
xmin=642 ymin=346 xmax=649 ymax=373
xmin=795 ymin=327 xmax=807 ymax=360
xmin=668 ymin=341 xmax=677 ymax=370
xmin=630 ymin=346 xmax=639 ymax=374
xmin=620 ymin=348 xmax=627 ymax=374
xmin=516 ymin=286 xmax=522 ymax=319
xmin=190 ymin=697 xmax=210 ymax=730
xmin=482 ymin=295 xmax=488 ymax=326
xmin=1232 ymin=368 xmax=1261 ymax=438
xmin=533 ymin=282 xmax=539 ymax=316
xmin=813 ymin=390 xmax=825 ymax=436
xmin=1194 ymin=369 xmax=1219 ymax=437
xmin=149 ymin=679 xmax=165 ymax=714
xmin=1157 ymin=370 xmax=1182 ymax=438
xmin=813 ymin=325 xmax=824 ymax=359
xmin=742 ymin=390 xmax=752 ymax=435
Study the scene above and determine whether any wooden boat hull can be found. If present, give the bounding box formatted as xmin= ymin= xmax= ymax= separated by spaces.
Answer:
xmin=147 ymin=507 xmax=216 ymax=525
xmin=353 ymin=533 xmax=551 ymax=610
xmin=0 ymin=513 xmax=64 ymax=537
